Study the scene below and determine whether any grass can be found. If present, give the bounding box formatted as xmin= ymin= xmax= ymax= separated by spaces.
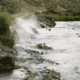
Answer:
xmin=0 ymin=35 xmax=14 ymax=47
xmin=37 ymin=9 xmax=80 ymax=22
xmin=37 ymin=10 xmax=55 ymax=23
xmin=72 ymin=12 xmax=80 ymax=16
xmin=0 ymin=12 xmax=14 ymax=47
xmin=54 ymin=15 xmax=80 ymax=21
xmin=0 ymin=13 xmax=10 ymax=35
xmin=0 ymin=0 xmax=79 ymax=48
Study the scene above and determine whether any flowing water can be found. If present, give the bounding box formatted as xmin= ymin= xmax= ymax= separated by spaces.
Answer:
xmin=0 ymin=15 xmax=80 ymax=80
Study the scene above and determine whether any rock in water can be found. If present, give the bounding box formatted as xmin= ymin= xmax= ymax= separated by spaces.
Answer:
xmin=37 ymin=43 xmax=53 ymax=50
xmin=49 ymin=28 xmax=51 ymax=31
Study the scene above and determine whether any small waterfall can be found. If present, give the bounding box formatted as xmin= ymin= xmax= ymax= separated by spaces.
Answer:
xmin=11 ymin=15 xmax=41 ymax=45
xmin=8 ymin=14 xmax=80 ymax=80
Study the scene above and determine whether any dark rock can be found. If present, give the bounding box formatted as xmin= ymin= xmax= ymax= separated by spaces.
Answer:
xmin=32 ymin=28 xmax=38 ymax=34
xmin=76 ymin=33 xmax=79 ymax=35
xmin=63 ymin=27 xmax=65 ymax=28
xmin=0 ymin=46 xmax=18 ymax=55
xmin=40 ymin=23 xmax=46 ymax=28
xmin=0 ymin=55 xmax=15 ymax=69
xmin=37 ymin=44 xmax=43 ymax=49
xmin=37 ymin=43 xmax=53 ymax=50
xmin=56 ymin=63 xmax=59 ymax=65
xmin=49 ymin=28 xmax=51 ymax=31
xmin=79 ymin=35 xmax=80 ymax=37
xmin=41 ymin=51 xmax=44 ymax=55
xmin=40 ymin=68 xmax=60 ymax=80
xmin=37 ymin=17 xmax=56 ymax=28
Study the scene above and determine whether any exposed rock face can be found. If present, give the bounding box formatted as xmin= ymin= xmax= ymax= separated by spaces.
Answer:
xmin=0 ymin=46 xmax=18 ymax=55
xmin=0 ymin=45 xmax=18 ymax=70
xmin=0 ymin=55 xmax=15 ymax=69
xmin=37 ymin=16 xmax=56 ymax=28
xmin=22 ymin=47 xmax=61 ymax=80
xmin=40 ymin=23 xmax=46 ymax=28
xmin=40 ymin=69 xmax=60 ymax=80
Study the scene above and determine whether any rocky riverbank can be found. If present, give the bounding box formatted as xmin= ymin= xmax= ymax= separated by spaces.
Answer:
xmin=0 ymin=42 xmax=18 ymax=70
xmin=14 ymin=43 xmax=62 ymax=80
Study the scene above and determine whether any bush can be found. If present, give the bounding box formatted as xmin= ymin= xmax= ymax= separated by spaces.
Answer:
xmin=55 ymin=15 xmax=80 ymax=21
xmin=0 ymin=13 xmax=9 ymax=35
xmin=0 ymin=35 xmax=14 ymax=47
xmin=0 ymin=13 xmax=15 ymax=47
xmin=73 ymin=12 xmax=80 ymax=16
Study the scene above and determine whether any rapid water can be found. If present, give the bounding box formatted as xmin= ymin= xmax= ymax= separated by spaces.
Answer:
xmin=0 ymin=15 xmax=80 ymax=80
xmin=14 ymin=16 xmax=80 ymax=80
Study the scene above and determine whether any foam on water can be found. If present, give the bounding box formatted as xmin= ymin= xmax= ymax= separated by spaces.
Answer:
xmin=12 ymin=15 xmax=40 ymax=45
xmin=40 ymin=21 xmax=80 ymax=80
xmin=2 ymin=15 xmax=80 ymax=80
xmin=13 ymin=17 xmax=80 ymax=80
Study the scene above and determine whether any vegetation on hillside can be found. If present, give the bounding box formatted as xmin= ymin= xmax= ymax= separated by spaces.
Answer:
xmin=55 ymin=15 xmax=80 ymax=21
xmin=0 ymin=12 xmax=14 ymax=47
xmin=0 ymin=0 xmax=80 ymax=31
xmin=37 ymin=10 xmax=56 ymax=27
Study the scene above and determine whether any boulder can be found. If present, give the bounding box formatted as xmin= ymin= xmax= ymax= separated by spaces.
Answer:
xmin=49 ymin=28 xmax=51 ymax=31
xmin=40 ymin=23 xmax=47 ymax=28
xmin=0 ymin=55 xmax=15 ymax=69
xmin=37 ymin=43 xmax=53 ymax=50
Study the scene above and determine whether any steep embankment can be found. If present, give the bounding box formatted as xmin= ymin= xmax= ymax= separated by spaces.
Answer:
xmin=0 ymin=12 xmax=18 ymax=70
xmin=1 ymin=0 xmax=80 ymax=22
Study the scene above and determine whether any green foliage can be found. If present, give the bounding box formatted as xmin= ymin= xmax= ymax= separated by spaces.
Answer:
xmin=0 ymin=13 xmax=10 ymax=35
xmin=55 ymin=15 xmax=80 ymax=21
xmin=73 ymin=12 xmax=80 ymax=16
xmin=0 ymin=13 xmax=14 ymax=47
xmin=0 ymin=35 xmax=14 ymax=47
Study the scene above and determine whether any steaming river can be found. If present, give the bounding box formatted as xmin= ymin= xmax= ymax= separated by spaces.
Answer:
xmin=0 ymin=16 xmax=80 ymax=80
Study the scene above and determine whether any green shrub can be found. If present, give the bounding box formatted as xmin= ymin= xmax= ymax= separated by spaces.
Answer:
xmin=0 ymin=13 xmax=15 ymax=47
xmin=55 ymin=15 xmax=80 ymax=21
xmin=0 ymin=13 xmax=10 ymax=35
xmin=0 ymin=35 xmax=14 ymax=47
xmin=73 ymin=12 xmax=80 ymax=16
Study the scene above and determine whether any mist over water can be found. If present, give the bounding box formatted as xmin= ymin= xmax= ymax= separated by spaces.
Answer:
xmin=13 ymin=15 xmax=40 ymax=45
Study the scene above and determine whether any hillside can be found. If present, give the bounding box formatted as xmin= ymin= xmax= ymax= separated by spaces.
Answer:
xmin=0 ymin=0 xmax=80 ymax=13
xmin=0 ymin=0 xmax=80 ymax=25
xmin=0 ymin=0 xmax=80 ymax=79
